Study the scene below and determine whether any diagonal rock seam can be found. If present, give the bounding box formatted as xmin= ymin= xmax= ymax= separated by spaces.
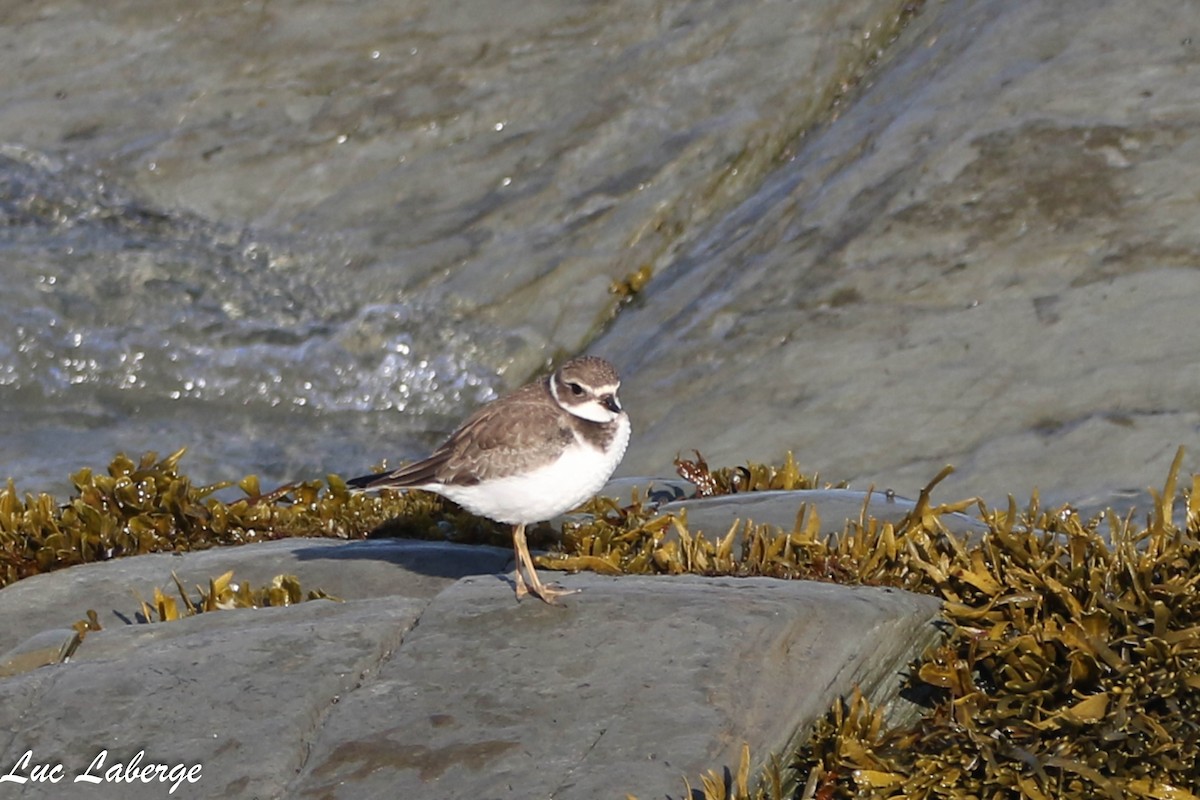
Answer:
xmin=284 ymin=593 xmax=437 ymax=794
xmin=551 ymin=718 xmax=610 ymax=798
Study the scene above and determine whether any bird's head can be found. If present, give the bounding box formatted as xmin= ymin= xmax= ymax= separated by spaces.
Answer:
xmin=550 ymin=356 xmax=624 ymax=424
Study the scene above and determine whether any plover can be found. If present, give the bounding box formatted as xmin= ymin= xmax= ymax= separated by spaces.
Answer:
xmin=347 ymin=355 xmax=630 ymax=604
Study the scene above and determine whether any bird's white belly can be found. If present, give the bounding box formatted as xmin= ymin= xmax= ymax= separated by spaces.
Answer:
xmin=430 ymin=415 xmax=630 ymax=525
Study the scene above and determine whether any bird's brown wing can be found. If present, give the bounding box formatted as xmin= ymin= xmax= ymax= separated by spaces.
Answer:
xmin=345 ymin=381 xmax=571 ymax=489
xmin=436 ymin=393 xmax=573 ymax=485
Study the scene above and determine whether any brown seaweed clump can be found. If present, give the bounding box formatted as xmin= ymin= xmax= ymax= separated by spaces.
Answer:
xmin=137 ymin=570 xmax=339 ymax=623
xmin=548 ymin=459 xmax=955 ymax=586
xmin=0 ymin=447 xmax=505 ymax=590
xmin=673 ymin=449 xmax=838 ymax=497
xmin=786 ymin=453 xmax=1200 ymax=800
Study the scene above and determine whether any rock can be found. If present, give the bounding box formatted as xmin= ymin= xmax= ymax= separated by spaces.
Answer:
xmin=294 ymin=574 xmax=940 ymax=800
xmin=0 ymin=595 xmax=426 ymax=799
xmin=0 ymin=538 xmax=512 ymax=657
xmin=658 ymin=487 xmax=988 ymax=539
xmin=0 ymin=538 xmax=942 ymax=798
xmin=599 ymin=0 xmax=1200 ymax=515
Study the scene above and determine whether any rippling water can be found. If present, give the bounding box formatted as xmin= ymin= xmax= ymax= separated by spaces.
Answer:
xmin=0 ymin=149 xmax=502 ymax=493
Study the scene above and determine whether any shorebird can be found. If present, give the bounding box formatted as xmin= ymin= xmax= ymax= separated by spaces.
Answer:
xmin=347 ymin=355 xmax=630 ymax=603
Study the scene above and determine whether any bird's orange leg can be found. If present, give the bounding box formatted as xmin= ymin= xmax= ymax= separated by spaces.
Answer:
xmin=511 ymin=523 xmax=531 ymax=600
xmin=511 ymin=523 xmax=578 ymax=604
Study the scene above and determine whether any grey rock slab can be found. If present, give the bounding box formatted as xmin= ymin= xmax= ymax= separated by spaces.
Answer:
xmin=0 ymin=538 xmax=511 ymax=656
xmin=293 ymin=573 xmax=942 ymax=800
xmin=596 ymin=476 xmax=695 ymax=506
xmin=601 ymin=0 xmax=1200 ymax=515
xmin=659 ymin=488 xmax=989 ymax=540
xmin=0 ymin=542 xmax=942 ymax=798
xmin=587 ymin=479 xmax=989 ymax=542
xmin=0 ymin=597 xmax=426 ymax=799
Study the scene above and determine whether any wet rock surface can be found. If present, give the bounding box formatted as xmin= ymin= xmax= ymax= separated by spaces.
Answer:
xmin=1 ymin=0 xmax=902 ymax=296
xmin=3 ymin=0 xmax=1195 ymax=516
xmin=600 ymin=0 xmax=1200 ymax=513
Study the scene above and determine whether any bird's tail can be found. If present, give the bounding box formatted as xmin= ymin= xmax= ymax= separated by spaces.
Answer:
xmin=344 ymin=452 xmax=445 ymax=491
xmin=345 ymin=471 xmax=394 ymax=491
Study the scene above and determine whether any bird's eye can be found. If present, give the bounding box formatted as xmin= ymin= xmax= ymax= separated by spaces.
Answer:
xmin=568 ymin=382 xmax=585 ymax=396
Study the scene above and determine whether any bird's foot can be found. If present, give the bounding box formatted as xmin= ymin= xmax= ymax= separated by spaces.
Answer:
xmin=525 ymin=579 xmax=580 ymax=605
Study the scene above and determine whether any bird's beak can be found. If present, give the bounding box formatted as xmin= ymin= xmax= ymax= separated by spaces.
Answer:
xmin=602 ymin=394 xmax=622 ymax=413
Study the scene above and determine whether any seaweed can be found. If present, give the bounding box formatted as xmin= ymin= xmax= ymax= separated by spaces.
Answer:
xmin=782 ymin=450 xmax=1200 ymax=800
xmin=0 ymin=447 xmax=502 ymax=590
xmin=135 ymin=570 xmax=340 ymax=623
xmin=672 ymin=449 xmax=835 ymax=496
